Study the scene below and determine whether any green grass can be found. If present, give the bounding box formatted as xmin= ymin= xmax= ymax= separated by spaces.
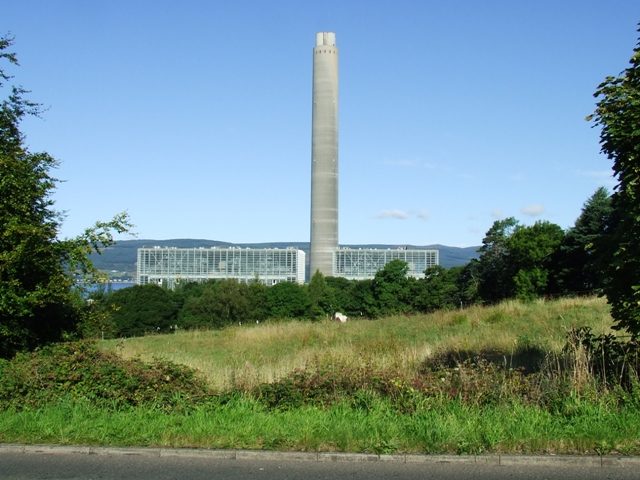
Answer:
xmin=1 ymin=395 xmax=638 ymax=455
xmin=4 ymin=296 xmax=638 ymax=455
xmin=100 ymin=296 xmax=614 ymax=391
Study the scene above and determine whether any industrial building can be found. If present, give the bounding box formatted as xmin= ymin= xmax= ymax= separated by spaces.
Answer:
xmin=135 ymin=33 xmax=439 ymax=289
xmin=137 ymin=247 xmax=306 ymax=288
xmin=333 ymin=248 xmax=439 ymax=280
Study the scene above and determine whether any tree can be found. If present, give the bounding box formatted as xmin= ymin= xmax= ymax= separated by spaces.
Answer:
xmin=589 ymin=26 xmax=640 ymax=336
xmin=79 ymin=288 xmax=118 ymax=339
xmin=307 ymin=270 xmax=334 ymax=319
xmin=246 ymin=280 xmax=269 ymax=322
xmin=476 ymin=217 xmax=520 ymax=303
xmin=267 ymin=281 xmax=309 ymax=319
xmin=347 ymin=279 xmax=377 ymax=318
xmin=0 ymin=36 xmax=131 ymax=357
xmin=178 ymin=280 xmax=250 ymax=330
xmin=108 ymin=284 xmax=178 ymax=336
xmin=325 ymin=276 xmax=353 ymax=313
xmin=457 ymin=260 xmax=481 ymax=307
xmin=412 ymin=265 xmax=461 ymax=313
xmin=507 ymin=221 xmax=564 ymax=300
xmin=557 ymin=187 xmax=612 ymax=295
xmin=476 ymin=218 xmax=564 ymax=302
xmin=371 ymin=259 xmax=412 ymax=316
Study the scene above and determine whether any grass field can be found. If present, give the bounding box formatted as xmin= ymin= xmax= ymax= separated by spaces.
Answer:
xmin=100 ymin=296 xmax=614 ymax=391
xmin=4 ymin=296 xmax=638 ymax=455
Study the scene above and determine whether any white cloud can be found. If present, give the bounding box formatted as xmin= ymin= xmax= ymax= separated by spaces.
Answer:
xmin=376 ymin=209 xmax=410 ymax=220
xmin=520 ymin=204 xmax=545 ymax=217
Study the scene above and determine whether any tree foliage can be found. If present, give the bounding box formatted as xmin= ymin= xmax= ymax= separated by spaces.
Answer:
xmin=324 ymin=276 xmax=353 ymax=314
xmin=371 ymin=259 xmax=412 ymax=316
xmin=457 ymin=260 xmax=480 ymax=306
xmin=178 ymin=280 xmax=253 ymax=330
xmin=508 ymin=221 xmax=564 ymax=300
xmin=590 ymin=27 xmax=640 ymax=336
xmin=557 ymin=187 xmax=612 ymax=295
xmin=412 ymin=265 xmax=461 ymax=313
xmin=307 ymin=270 xmax=334 ymax=319
xmin=475 ymin=219 xmax=564 ymax=302
xmin=108 ymin=284 xmax=178 ymax=336
xmin=476 ymin=217 xmax=520 ymax=303
xmin=0 ymin=35 xmax=131 ymax=357
xmin=266 ymin=281 xmax=309 ymax=319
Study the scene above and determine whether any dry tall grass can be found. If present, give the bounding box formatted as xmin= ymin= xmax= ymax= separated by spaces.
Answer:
xmin=101 ymin=296 xmax=613 ymax=391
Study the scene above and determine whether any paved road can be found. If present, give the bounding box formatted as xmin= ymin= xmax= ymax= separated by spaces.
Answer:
xmin=1 ymin=450 xmax=638 ymax=480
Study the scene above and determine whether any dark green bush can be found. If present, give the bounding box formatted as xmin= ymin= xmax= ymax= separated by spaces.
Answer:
xmin=178 ymin=279 xmax=256 ymax=329
xmin=0 ymin=341 xmax=210 ymax=411
xmin=107 ymin=284 xmax=179 ymax=337
xmin=267 ymin=282 xmax=309 ymax=319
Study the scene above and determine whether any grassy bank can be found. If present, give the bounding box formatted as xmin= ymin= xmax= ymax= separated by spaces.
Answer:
xmin=3 ymin=296 xmax=638 ymax=455
xmin=1 ymin=396 xmax=638 ymax=455
xmin=101 ymin=296 xmax=613 ymax=390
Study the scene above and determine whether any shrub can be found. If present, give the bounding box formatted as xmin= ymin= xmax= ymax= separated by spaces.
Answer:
xmin=0 ymin=341 xmax=210 ymax=411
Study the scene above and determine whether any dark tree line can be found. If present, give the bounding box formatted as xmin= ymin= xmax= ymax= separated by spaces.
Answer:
xmin=87 ymin=260 xmax=467 ymax=338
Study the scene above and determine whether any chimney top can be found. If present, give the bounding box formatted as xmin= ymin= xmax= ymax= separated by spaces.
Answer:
xmin=316 ymin=32 xmax=336 ymax=47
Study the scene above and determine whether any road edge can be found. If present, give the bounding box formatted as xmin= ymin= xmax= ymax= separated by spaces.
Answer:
xmin=1 ymin=444 xmax=639 ymax=468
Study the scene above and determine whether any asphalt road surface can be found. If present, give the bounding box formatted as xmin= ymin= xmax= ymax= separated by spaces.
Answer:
xmin=1 ymin=451 xmax=638 ymax=480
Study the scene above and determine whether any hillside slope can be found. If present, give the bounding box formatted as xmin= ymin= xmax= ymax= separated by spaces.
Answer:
xmin=101 ymin=296 xmax=611 ymax=391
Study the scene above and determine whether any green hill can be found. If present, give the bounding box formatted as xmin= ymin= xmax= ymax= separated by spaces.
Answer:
xmin=100 ymin=296 xmax=611 ymax=391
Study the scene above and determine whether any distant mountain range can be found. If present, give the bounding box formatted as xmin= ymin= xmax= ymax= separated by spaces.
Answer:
xmin=90 ymin=239 xmax=480 ymax=278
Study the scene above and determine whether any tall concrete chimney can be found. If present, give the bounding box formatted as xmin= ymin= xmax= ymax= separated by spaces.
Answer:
xmin=310 ymin=32 xmax=338 ymax=278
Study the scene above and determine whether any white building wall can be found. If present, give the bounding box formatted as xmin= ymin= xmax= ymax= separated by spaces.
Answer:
xmin=333 ymin=248 xmax=439 ymax=280
xmin=137 ymin=247 xmax=306 ymax=288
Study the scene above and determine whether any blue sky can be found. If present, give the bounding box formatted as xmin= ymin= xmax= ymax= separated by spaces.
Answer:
xmin=4 ymin=1 xmax=640 ymax=247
